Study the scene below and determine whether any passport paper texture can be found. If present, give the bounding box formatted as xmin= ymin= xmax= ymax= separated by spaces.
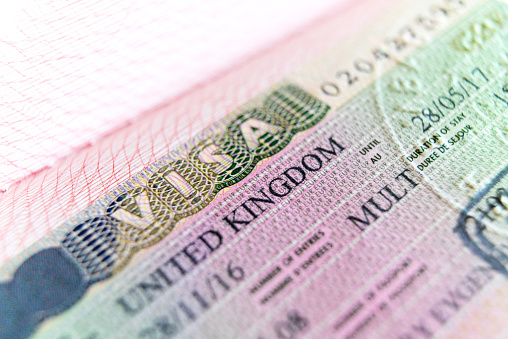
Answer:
xmin=2 ymin=0 xmax=508 ymax=338
xmin=0 ymin=0 xmax=392 ymax=262
xmin=0 ymin=0 xmax=349 ymax=192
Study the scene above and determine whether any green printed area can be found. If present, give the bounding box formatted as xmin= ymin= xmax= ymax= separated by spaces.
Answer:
xmin=377 ymin=0 xmax=508 ymax=207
